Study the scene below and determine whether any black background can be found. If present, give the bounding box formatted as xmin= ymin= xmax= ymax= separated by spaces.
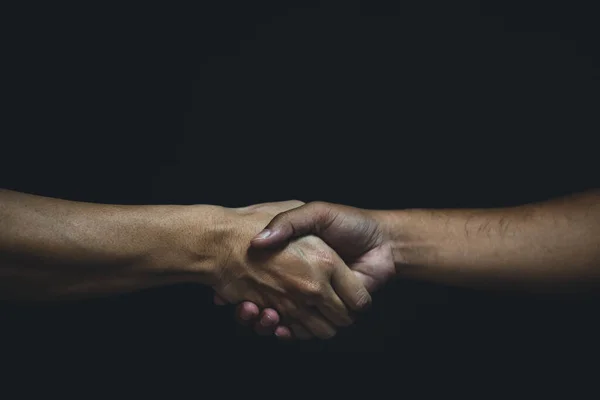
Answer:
xmin=1 ymin=1 xmax=598 ymax=355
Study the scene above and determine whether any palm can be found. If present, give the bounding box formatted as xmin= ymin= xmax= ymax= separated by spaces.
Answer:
xmin=313 ymin=206 xmax=395 ymax=292
xmin=346 ymin=244 xmax=394 ymax=292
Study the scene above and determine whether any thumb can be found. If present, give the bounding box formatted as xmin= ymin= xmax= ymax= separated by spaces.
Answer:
xmin=250 ymin=202 xmax=332 ymax=249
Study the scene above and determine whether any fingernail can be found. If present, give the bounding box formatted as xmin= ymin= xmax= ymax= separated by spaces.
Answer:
xmin=275 ymin=327 xmax=290 ymax=338
xmin=255 ymin=229 xmax=271 ymax=240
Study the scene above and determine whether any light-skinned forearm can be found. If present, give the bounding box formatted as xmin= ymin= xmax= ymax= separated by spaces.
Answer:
xmin=375 ymin=190 xmax=600 ymax=290
xmin=0 ymin=189 xmax=228 ymax=301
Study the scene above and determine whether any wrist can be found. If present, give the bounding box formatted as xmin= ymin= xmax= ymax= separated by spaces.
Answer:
xmin=149 ymin=204 xmax=237 ymax=286
xmin=369 ymin=208 xmax=436 ymax=272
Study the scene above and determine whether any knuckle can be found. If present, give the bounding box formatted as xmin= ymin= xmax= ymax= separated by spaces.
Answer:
xmin=301 ymin=281 xmax=324 ymax=299
xmin=290 ymin=275 xmax=323 ymax=296
xmin=318 ymin=256 xmax=337 ymax=275
xmin=309 ymin=248 xmax=336 ymax=270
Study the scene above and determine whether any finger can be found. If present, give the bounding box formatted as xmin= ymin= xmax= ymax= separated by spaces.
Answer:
xmin=274 ymin=326 xmax=293 ymax=340
xmin=213 ymin=293 xmax=227 ymax=305
xmin=260 ymin=308 xmax=280 ymax=326
xmin=235 ymin=302 xmax=260 ymax=326
xmin=250 ymin=202 xmax=332 ymax=248
xmin=273 ymin=298 xmax=308 ymax=340
xmin=293 ymin=308 xmax=337 ymax=340
xmin=289 ymin=324 xmax=313 ymax=340
xmin=315 ymin=287 xmax=354 ymax=327
xmin=331 ymin=263 xmax=372 ymax=312
xmin=252 ymin=308 xmax=280 ymax=336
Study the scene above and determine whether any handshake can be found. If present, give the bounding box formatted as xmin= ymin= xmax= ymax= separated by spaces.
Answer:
xmin=209 ymin=200 xmax=396 ymax=340
xmin=2 ymin=189 xmax=597 ymax=339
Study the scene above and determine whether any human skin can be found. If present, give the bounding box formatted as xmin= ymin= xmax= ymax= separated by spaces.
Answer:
xmin=0 ymin=190 xmax=371 ymax=339
xmin=224 ymin=190 xmax=600 ymax=339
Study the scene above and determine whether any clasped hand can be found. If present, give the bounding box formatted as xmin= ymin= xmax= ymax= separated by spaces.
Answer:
xmin=214 ymin=201 xmax=395 ymax=340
